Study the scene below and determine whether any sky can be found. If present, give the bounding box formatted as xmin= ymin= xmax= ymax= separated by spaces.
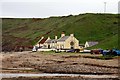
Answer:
xmin=0 ymin=0 xmax=120 ymax=18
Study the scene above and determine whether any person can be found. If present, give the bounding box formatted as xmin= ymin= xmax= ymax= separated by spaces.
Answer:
xmin=19 ymin=46 xmax=23 ymax=52
xmin=32 ymin=46 xmax=38 ymax=52
xmin=32 ymin=46 xmax=37 ymax=52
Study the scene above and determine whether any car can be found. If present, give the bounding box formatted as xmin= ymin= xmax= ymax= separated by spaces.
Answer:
xmin=55 ymin=49 xmax=66 ymax=53
xmin=91 ymin=49 xmax=103 ymax=54
xmin=102 ymin=49 xmax=120 ymax=56
xmin=102 ymin=50 xmax=110 ymax=56
xmin=32 ymin=46 xmax=40 ymax=52
xmin=66 ymin=49 xmax=75 ymax=53
xmin=112 ymin=49 xmax=120 ymax=56
xmin=66 ymin=49 xmax=80 ymax=53
xmin=83 ymin=49 xmax=91 ymax=53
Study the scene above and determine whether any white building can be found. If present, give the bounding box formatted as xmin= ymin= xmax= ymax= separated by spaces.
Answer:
xmin=85 ymin=41 xmax=98 ymax=48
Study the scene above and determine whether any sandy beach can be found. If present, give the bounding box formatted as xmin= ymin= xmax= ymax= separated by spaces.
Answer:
xmin=1 ymin=51 xmax=120 ymax=80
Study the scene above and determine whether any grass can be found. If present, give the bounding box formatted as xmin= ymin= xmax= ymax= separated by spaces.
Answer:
xmin=83 ymin=55 xmax=116 ymax=60
xmin=37 ymin=51 xmax=77 ymax=55
xmin=98 ymin=55 xmax=116 ymax=60
xmin=36 ymin=51 xmax=116 ymax=60
xmin=89 ymin=34 xmax=118 ymax=49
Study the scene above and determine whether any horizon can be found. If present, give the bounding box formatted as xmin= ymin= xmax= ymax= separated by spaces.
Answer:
xmin=0 ymin=0 xmax=119 ymax=18
xmin=0 ymin=13 xmax=119 ymax=18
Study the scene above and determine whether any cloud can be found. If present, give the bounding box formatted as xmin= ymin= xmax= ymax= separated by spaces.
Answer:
xmin=1 ymin=0 xmax=119 ymax=18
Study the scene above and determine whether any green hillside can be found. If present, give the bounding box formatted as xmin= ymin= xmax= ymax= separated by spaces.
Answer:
xmin=2 ymin=13 xmax=119 ymax=51
xmin=89 ymin=34 xmax=118 ymax=49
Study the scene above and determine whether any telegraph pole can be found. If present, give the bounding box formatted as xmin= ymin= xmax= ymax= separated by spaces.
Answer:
xmin=104 ymin=2 xmax=107 ymax=14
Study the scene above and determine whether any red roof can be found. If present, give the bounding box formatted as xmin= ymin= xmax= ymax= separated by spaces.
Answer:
xmin=39 ymin=38 xmax=47 ymax=44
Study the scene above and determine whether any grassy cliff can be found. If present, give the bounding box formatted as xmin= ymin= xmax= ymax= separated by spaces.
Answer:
xmin=2 ymin=13 xmax=119 ymax=51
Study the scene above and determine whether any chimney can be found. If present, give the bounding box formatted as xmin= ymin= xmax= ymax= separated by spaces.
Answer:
xmin=55 ymin=36 xmax=57 ymax=39
xmin=61 ymin=32 xmax=65 ymax=37
xmin=48 ymin=37 xmax=50 ymax=40
xmin=70 ymin=34 xmax=74 ymax=37
xmin=41 ymin=36 xmax=44 ymax=39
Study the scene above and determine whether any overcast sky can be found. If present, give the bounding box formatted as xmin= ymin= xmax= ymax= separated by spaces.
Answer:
xmin=0 ymin=0 xmax=119 ymax=18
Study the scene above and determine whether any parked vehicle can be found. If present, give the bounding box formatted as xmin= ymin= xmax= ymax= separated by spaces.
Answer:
xmin=102 ymin=49 xmax=120 ymax=56
xmin=55 ymin=49 xmax=66 ymax=53
xmin=112 ymin=49 xmax=120 ymax=56
xmin=66 ymin=49 xmax=80 ymax=53
xmin=91 ymin=49 xmax=103 ymax=54
xmin=102 ymin=50 xmax=110 ymax=56
xmin=67 ymin=49 xmax=75 ymax=53
xmin=83 ymin=49 xmax=91 ymax=53
xmin=75 ymin=49 xmax=80 ymax=53
xmin=55 ymin=49 xmax=61 ymax=53
xmin=32 ymin=46 xmax=38 ymax=52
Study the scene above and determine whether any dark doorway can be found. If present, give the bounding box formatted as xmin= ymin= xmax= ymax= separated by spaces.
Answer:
xmin=71 ymin=46 xmax=74 ymax=49
xmin=48 ymin=45 xmax=50 ymax=49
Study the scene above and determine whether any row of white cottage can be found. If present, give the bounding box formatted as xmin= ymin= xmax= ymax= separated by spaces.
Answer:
xmin=34 ymin=33 xmax=98 ymax=50
xmin=35 ymin=33 xmax=80 ymax=50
